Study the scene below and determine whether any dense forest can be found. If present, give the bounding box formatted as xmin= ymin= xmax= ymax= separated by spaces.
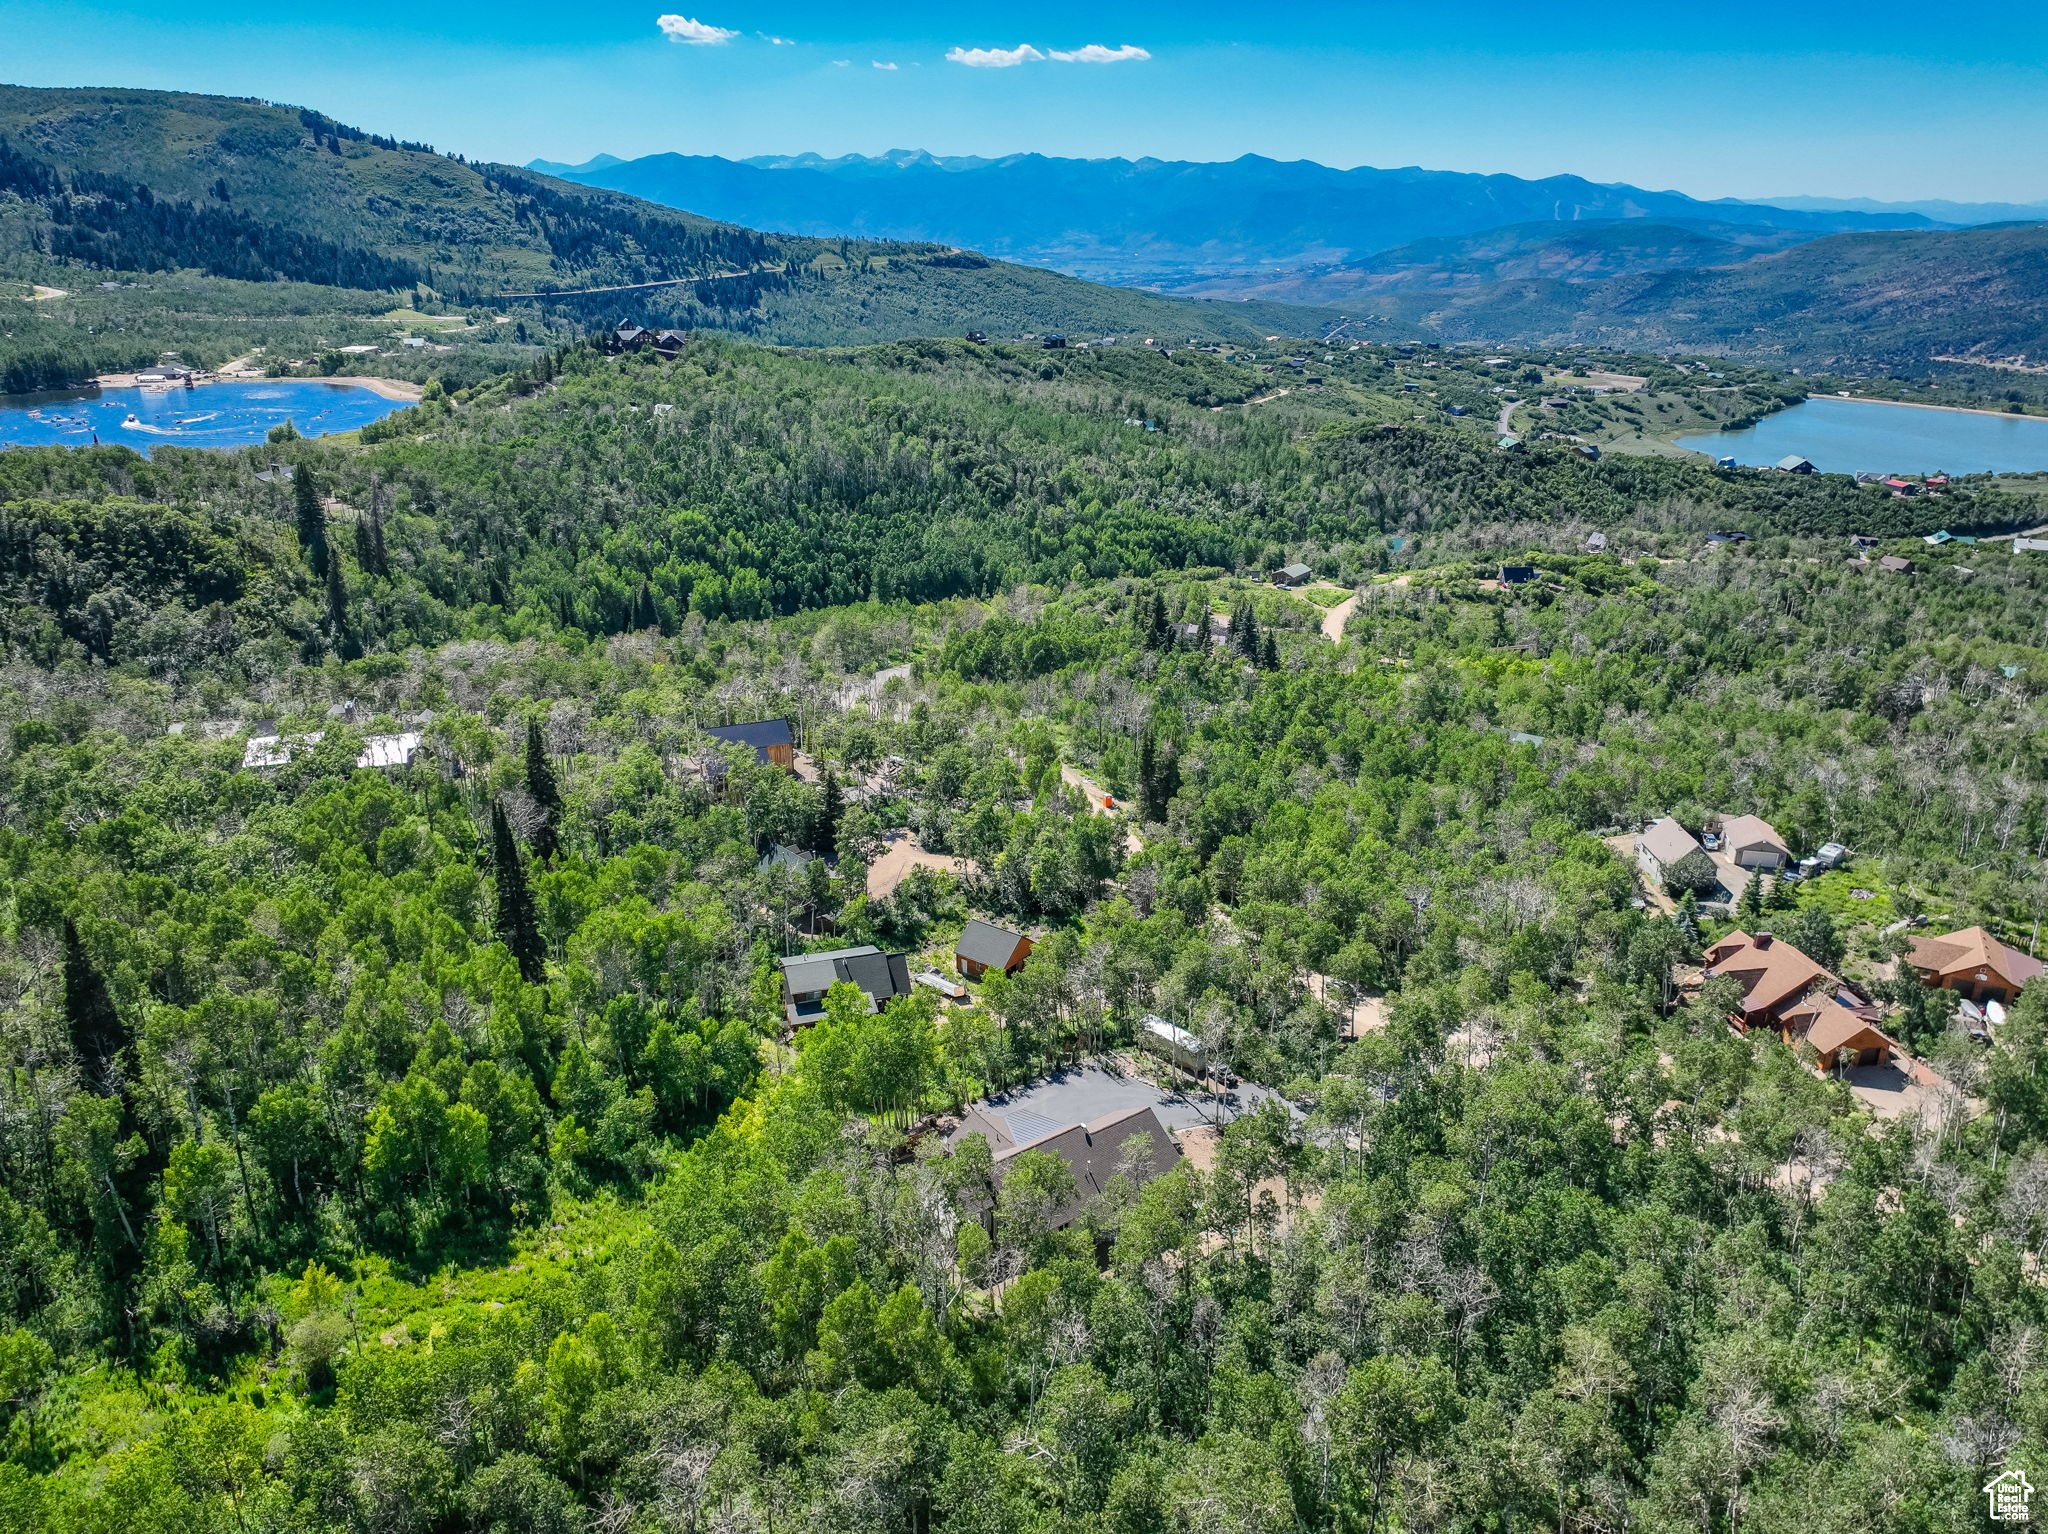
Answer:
xmin=2 ymin=323 xmax=2048 ymax=1533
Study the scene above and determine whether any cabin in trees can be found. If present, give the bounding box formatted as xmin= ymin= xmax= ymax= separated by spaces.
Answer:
xmin=952 ymin=1102 xmax=1184 ymax=1229
xmin=1904 ymin=926 xmax=2043 ymax=1009
xmin=778 ymin=945 xmax=914 ymax=1027
xmin=1702 ymin=929 xmax=1895 ymax=1070
xmin=1271 ymin=562 xmax=1313 ymax=588
xmin=955 ymin=919 xmax=1033 ymax=981
xmin=1775 ymin=455 xmax=1817 ymax=474
xmin=703 ymin=719 xmax=796 ymax=767
xmin=1636 ymin=817 xmax=1704 ymax=886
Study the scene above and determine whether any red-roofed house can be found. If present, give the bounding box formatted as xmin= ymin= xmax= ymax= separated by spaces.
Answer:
xmin=1904 ymin=926 xmax=2043 ymax=1009
xmin=1702 ymin=930 xmax=1831 ymax=1029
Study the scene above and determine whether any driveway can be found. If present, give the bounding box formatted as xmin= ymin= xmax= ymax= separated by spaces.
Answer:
xmin=948 ymin=1060 xmax=1298 ymax=1148
xmin=867 ymin=828 xmax=968 ymax=900
xmin=1839 ymin=1062 xmax=1944 ymax=1123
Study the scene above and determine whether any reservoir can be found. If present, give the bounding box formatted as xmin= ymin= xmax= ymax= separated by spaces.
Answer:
xmin=1674 ymin=395 xmax=2048 ymax=476
xmin=0 ymin=379 xmax=412 ymax=456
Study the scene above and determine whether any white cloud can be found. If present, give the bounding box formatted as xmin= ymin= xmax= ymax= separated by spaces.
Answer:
xmin=761 ymin=33 xmax=795 ymax=44
xmin=656 ymin=14 xmax=739 ymax=44
xmin=832 ymin=58 xmax=850 ymax=66
xmin=1047 ymin=43 xmax=1151 ymax=63
xmin=945 ymin=43 xmax=1044 ymax=68
xmin=872 ymin=59 xmax=898 ymax=70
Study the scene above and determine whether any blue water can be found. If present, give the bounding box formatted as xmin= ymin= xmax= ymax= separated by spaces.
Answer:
xmin=0 ymin=380 xmax=409 ymax=457
xmin=1675 ymin=395 xmax=2048 ymax=476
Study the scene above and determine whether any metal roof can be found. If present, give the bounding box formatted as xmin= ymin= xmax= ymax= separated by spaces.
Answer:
xmin=956 ymin=918 xmax=1027 ymax=969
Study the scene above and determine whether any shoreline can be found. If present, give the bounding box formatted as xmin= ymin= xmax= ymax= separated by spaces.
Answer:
xmin=1819 ymin=392 xmax=2043 ymax=423
xmin=82 ymin=371 xmax=424 ymax=403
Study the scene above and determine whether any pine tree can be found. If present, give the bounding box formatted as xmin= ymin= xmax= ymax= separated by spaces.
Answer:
xmin=358 ymin=490 xmax=391 ymax=578
xmin=1261 ymin=632 xmax=1280 ymax=670
xmin=1234 ymin=601 xmax=1262 ymax=662
xmin=524 ymin=719 xmax=563 ymax=862
xmin=1673 ymin=890 xmax=1701 ymax=945
xmin=63 ymin=918 xmax=126 ymax=1092
xmin=1766 ymin=872 xmax=1795 ymax=912
xmin=1142 ymin=591 xmax=1168 ymax=650
xmin=294 ymin=465 xmax=329 ymax=579
xmin=1738 ymin=869 xmax=1766 ymax=927
xmin=324 ymin=551 xmax=361 ymax=660
xmin=1137 ymin=731 xmax=1161 ymax=822
xmin=490 ymin=802 xmax=546 ymax=984
xmin=811 ymin=769 xmax=844 ymax=857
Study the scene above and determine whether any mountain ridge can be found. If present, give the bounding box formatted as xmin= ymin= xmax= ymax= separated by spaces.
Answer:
xmin=541 ymin=147 xmax=1946 ymax=286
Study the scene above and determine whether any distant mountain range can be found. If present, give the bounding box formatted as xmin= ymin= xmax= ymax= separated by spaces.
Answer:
xmin=537 ymin=149 xmax=1954 ymax=287
xmin=1172 ymin=218 xmax=1826 ymax=303
xmin=1362 ymin=224 xmax=2048 ymax=370
xmin=0 ymin=86 xmax=1343 ymax=355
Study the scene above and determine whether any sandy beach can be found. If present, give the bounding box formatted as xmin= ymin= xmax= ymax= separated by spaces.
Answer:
xmin=88 ymin=371 xmax=424 ymax=402
xmin=1827 ymin=392 xmax=2041 ymax=422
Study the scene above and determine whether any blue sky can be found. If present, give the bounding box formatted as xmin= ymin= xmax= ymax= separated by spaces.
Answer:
xmin=7 ymin=1 xmax=2047 ymax=202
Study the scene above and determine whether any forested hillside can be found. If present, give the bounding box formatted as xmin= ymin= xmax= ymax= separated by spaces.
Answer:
xmin=2 ymin=319 xmax=2048 ymax=1531
xmin=0 ymin=86 xmax=1338 ymax=393
xmin=0 ymin=334 xmax=2013 ymax=672
xmin=1358 ymin=224 xmax=2048 ymax=371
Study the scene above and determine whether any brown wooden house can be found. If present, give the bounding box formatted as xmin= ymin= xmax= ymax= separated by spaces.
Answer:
xmin=955 ymin=919 xmax=1032 ymax=981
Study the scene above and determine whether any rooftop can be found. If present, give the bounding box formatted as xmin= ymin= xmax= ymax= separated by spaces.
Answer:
xmin=1703 ymin=930 xmax=1831 ymax=1018
xmin=956 ymin=918 xmax=1028 ymax=969
xmin=1906 ymin=926 xmax=2045 ymax=987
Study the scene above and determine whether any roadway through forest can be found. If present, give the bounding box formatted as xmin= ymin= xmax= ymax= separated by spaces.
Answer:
xmin=1060 ymin=765 xmax=1145 ymax=855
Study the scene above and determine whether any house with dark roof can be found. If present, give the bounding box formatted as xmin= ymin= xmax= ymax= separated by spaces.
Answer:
xmin=1776 ymin=455 xmax=1816 ymax=474
xmin=702 ymin=719 xmax=796 ymax=769
xmin=613 ymin=323 xmax=649 ymax=352
xmin=955 ymin=919 xmax=1033 ymax=981
xmin=777 ymin=945 xmax=914 ymax=1027
xmin=1271 ymin=562 xmax=1313 ymax=588
xmin=952 ymin=1103 xmax=1184 ymax=1229
xmin=1905 ymin=926 xmax=2044 ymax=1009
xmin=1878 ymin=555 xmax=1911 ymax=573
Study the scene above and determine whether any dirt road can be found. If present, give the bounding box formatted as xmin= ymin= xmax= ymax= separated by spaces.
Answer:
xmin=1320 ymin=594 xmax=1357 ymax=643
xmin=1061 ymin=765 xmax=1144 ymax=855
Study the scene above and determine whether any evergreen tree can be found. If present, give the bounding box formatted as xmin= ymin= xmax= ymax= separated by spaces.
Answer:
xmin=324 ymin=551 xmax=361 ymax=661
xmin=812 ymin=769 xmax=844 ymax=857
xmin=1137 ymin=731 xmax=1162 ymax=823
xmin=1142 ymin=590 xmax=1168 ymax=650
xmin=63 ymin=918 xmax=126 ymax=1093
xmin=1673 ymin=889 xmax=1701 ymax=945
xmin=294 ymin=465 xmax=329 ymax=579
xmin=1766 ymin=871 xmax=1795 ymax=912
xmin=1738 ymin=868 xmax=1766 ymax=927
xmin=356 ymin=493 xmax=391 ymax=579
xmin=1233 ymin=600 xmax=1262 ymax=662
xmin=490 ymin=802 xmax=546 ymax=984
xmin=525 ymin=720 xmax=563 ymax=862
xmin=1260 ymin=631 xmax=1280 ymax=670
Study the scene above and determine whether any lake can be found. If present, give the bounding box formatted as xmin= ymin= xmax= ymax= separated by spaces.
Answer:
xmin=0 ymin=379 xmax=413 ymax=457
xmin=1674 ymin=395 xmax=2048 ymax=476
